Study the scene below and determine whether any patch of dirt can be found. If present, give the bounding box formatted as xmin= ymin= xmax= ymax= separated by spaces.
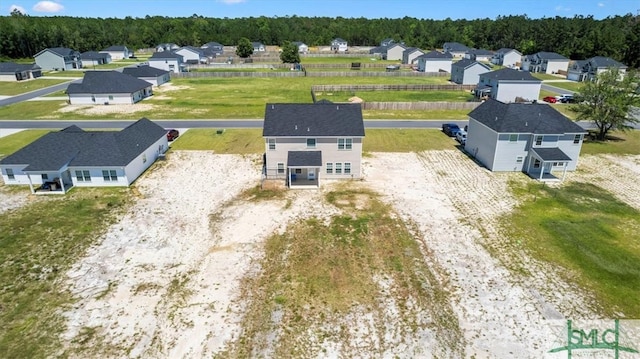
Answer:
xmin=155 ymin=83 xmax=192 ymax=92
xmin=0 ymin=184 xmax=29 ymax=214
xmin=56 ymin=103 xmax=157 ymax=116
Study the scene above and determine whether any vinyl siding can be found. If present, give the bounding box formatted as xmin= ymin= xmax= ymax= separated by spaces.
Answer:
xmin=492 ymin=133 xmax=530 ymax=171
xmin=494 ymin=82 xmax=541 ymax=103
xmin=123 ymin=136 xmax=168 ymax=185
xmin=464 ymin=118 xmax=499 ymax=170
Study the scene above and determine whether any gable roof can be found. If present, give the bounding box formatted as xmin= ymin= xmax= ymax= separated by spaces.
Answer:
xmin=369 ymin=45 xmax=388 ymax=54
xmin=102 ymin=45 xmax=128 ymax=52
xmin=469 ymin=99 xmax=585 ymax=134
xmin=332 ymin=38 xmax=347 ymax=43
xmin=467 ymin=48 xmax=494 ymax=56
xmin=202 ymin=41 xmax=223 ymax=48
xmin=263 ymin=103 xmax=364 ymax=137
xmin=403 ymin=47 xmax=423 ymax=55
xmin=35 ymin=47 xmax=78 ymax=58
xmin=452 ymin=59 xmax=491 ymax=70
xmin=419 ymin=50 xmax=453 ymax=59
xmin=0 ymin=118 xmax=167 ymax=170
xmin=81 ymin=51 xmax=111 ymax=60
xmin=495 ymin=48 xmax=521 ymax=55
xmin=66 ymin=71 xmax=151 ymax=94
xmin=0 ymin=62 xmax=41 ymax=73
xmin=252 ymin=42 xmax=264 ymax=48
xmin=122 ymin=65 xmax=170 ymax=77
xmin=535 ymin=51 xmax=568 ymax=60
xmin=149 ymin=52 xmax=183 ymax=60
xmin=479 ymin=68 xmax=540 ymax=82
xmin=587 ymin=56 xmax=627 ymax=69
xmin=443 ymin=42 xmax=470 ymax=52
xmin=176 ymin=46 xmax=205 ymax=55
xmin=388 ymin=43 xmax=407 ymax=51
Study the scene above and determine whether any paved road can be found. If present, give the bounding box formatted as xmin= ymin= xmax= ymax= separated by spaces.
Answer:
xmin=0 ymin=80 xmax=79 ymax=107
xmin=541 ymin=83 xmax=575 ymax=95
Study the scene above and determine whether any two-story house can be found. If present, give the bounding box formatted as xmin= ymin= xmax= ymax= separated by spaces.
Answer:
xmin=464 ymin=49 xmax=494 ymax=62
xmin=331 ymin=38 xmax=348 ymax=52
xmin=34 ymin=47 xmax=82 ymax=71
xmin=292 ymin=41 xmax=309 ymax=54
xmin=567 ymin=56 xmax=628 ymax=82
xmin=521 ymin=51 xmax=569 ymax=74
xmin=174 ymin=46 xmax=210 ymax=64
xmin=201 ymin=41 xmax=224 ymax=56
xmin=148 ymin=51 xmax=185 ymax=73
xmin=100 ymin=45 xmax=132 ymax=60
xmin=465 ymin=99 xmax=586 ymax=181
xmin=451 ymin=59 xmax=491 ymax=85
xmin=442 ymin=42 xmax=471 ymax=58
xmin=491 ymin=48 xmax=522 ymax=68
xmin=252 ymin=42 xmax=266 ymax=52
xmin=402 ymin=47 xmax=425 ymax=65
xmin=474 ymin=68 xmax=541 ymax=103
xmin=262 ymin=103 xmax=365 ymax=189
xmin=386 ymin=43 xmax=407 ymax=61
xmin=156 ymin=43 xmax=180 ymax=52
xmin=416 ymin=51 xmax=453 ymax=73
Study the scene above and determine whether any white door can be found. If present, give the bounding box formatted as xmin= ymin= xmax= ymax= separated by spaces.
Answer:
xmin=307 ymin=169 xmax=315 ymax=180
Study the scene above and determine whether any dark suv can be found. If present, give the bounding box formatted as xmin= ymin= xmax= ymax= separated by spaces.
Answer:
xmin=166 ymin=129 xmax=179 ymax=141
xmin=442 ymin=123 xmax=461 ymax=137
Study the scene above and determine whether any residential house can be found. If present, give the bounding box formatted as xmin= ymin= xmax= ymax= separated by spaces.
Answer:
xmin=100 ymin=45 xmax=132 ymax=60
xmin=521 ymin=51 xmax=569 ymax=74
xmin=0 ymin=118 xmax=169 ymax=194
xmin=369 ymin=45 xmax=388 ymax=59
xmin=386 ymin=43 xmax=407 ymax=61
xmin=567 ymin=56 xmax=628 ymax=82
xmin=442 ymin=42 xmax=471 ymax=58
xmin=416 ymin=51 xmax=453 ymax=73
xmin=263 ymin=103 xmax=365 ymax=189
xmin=252 ymin=42 xmax=266 ymax=52
xmin=474 ymin=68 xmax=542 ymax=103
xmin=80 ymin=51 xmax=112 ymax=67
xmin=174 ymin=46 xmax=210 ymax=64
xmin=331 ymin=38 xmax=348 ymax=52
xmin=66 ymin=71 xmax=153 ymax=105
xmin=402 ymin=47 xmax=425 ymax=65
xmin=491 ymin=48 xmax=522 ymax=68
xmin=464 ymin=99 xmax=586 ymax=181
xmin=201 ymin=41 xmax=224 ymax=56
xmin=464 ymin=49 xmax=494 ymax=62
xmin=34 ymin=47 xmax=82 ymax=71
xmin=292 ymin=41 xmax=309 ymax=54
xmin=451 ymin=59 xmax=491 ymax=85
xmin=148 ymin=52 xmax=185 ymax=73
xmin=122 ymin=65 xmax=170 ymax=87
xmin=0 ymin=62 xmax=42 ymax=81
xmin=156 ymin=43 xmax=180 ymax=52
xmin=380 ymin=38 xmax=395 ymax=47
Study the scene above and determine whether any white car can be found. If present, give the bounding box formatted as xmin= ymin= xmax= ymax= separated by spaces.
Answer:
xmin=456 ymin=130 xmax=467 ymax=145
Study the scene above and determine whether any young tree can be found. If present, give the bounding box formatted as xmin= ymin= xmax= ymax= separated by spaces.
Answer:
xmin=236 ymin=37 xmax=253 ymax=58
xmin=570 ymin=68 xmax=639 ymax=140
xmin=280 ymin=41 xmax=300 ymax=64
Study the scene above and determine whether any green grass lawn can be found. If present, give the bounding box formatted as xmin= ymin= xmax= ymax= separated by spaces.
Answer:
xmin=316 ymin=90 xmax=474 ymax=102
xmin=364 ymin=129 xmax=457 ymax=152
xmin=300 ymin=56 xmax=395 ymax=64
xmin=547 ymin=81 xmax=584 ymax=92
xmin=532 ymin=73 xmax=566 ymax=81
xmin=581 ymin=130 xmax=640 ymax=155
xmin=0 ymin=130 xmax=49 ymax=158
xmin=169 ymin=129 xmax=264 ymax=153
xmin=504 ymin=181 xmax=640 ymax=317
xmin=42 ymin=71 xmax=85 ymax=78
xmin=0 ymin=79 xmax=70 ymax=96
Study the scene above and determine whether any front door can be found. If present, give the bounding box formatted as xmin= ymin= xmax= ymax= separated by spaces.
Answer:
xmin=307 ymin=169 xmax=315 ymax=180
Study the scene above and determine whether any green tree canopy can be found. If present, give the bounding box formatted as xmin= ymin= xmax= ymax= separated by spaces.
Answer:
xmin=280 ymin=41 xmax=300 ymax=64
xmin=571 ymin=68 xmax=639 ymax=140
xmin=236 ymin=37 xmax=253 ymax=58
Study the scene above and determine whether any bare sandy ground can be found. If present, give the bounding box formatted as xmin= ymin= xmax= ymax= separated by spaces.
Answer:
xmin=0 ymin=186 xmax=28 ymax=214
xmin=56 ymin=150 xmax=640 ymax=358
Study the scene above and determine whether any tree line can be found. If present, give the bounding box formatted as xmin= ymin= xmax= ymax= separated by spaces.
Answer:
xmin=1 ymin=12 xmax=638 ymax=67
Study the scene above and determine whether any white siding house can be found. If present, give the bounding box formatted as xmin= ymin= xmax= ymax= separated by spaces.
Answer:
xmin=330 ymin=38 xmax=348 ymax=52
xmin=451 ymin=59 xmax=491 ymax=85
xmin=100 ymin=45 xmax=132 ymax=60
xmin=521 ymin=51 xmax=569 ymax=74
xmin=148 ymin=52 xmax=185 ymax=73
xmin=122 ymin=65 xmax=171 ymax=87
xmin=0 ymin=119 xmax=168 ymax=194
xmin=416 ymin=51 xmax=453 ymax=73
xmin=66 ymin=71 xmax=153 ymax=105
xmin=491 ymin=48 xmax=522 ymax=68
xmin=567 ymin=56 xmax=628 ymax=82
xmin=475 ymin=68 xmax=541 ymax=103
xmin=386 ymin=44 xmax=407 ymax=61
xmin=263 ymin=103 xmax=365 ymax=189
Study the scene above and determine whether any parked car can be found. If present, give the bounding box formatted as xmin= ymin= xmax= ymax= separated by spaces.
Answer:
xmin=543 ymin=96 xmax=557 ymax=103
xmin=442 ymin=123 xmax=461 ymax=137
xmin=556 ymin=94 xmax=574 ymax=103
xmin=166 ymin=129 xmax=179 ymax=141
xmin=456 ymin=130 xmax=467 ymax=145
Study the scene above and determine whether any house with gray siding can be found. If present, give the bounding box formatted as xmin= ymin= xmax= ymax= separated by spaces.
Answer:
xmin=464 ymin=49 xmax=494 ymax=62
xmin=0 ymin=118 xmax=168 ymax=194
xmin=201 ymin=41 xmax=224 ymax=56
xmin=491 ymin=48 xmax=522 ymax=68
xmin=66 ymin=71 xmax=153 ymax=105
xmin=100 ymin=45 xmax=132 ymax=60
xmin=0 ymin=62 xmax=42 ymax=81
xmin=80 ymin=51 xmax=112 ymax=67
xmin=380 ymin=38 xmax=396 ymax=47
xmin=521 ymin=51 xmax=569 ymax=74
xmin=174 ymin=46 xmax=210 ymax=64
xmin=464 ymin=99 xmax=586 ymax=181
xmin=567 ymin=56 xmax=628 ymax=82
xmin=474 ymin=68 xmax=541 ymax=103
xmin=442 ymin=42 xmax=470 ymax=58
xmin=34 ymin=47 xmax=82 ymax=71
xmin=263 ymin=103 xmax=365 ymax=189
xmin=156 ymin=43 xmax=180 ymax=52
xmin=402 ymin=47 xmax=425 ymax=65
xmin=122 ymin=65 xmax=170 ymax=87
xmin=416 ymin=51 xmax=453 ymax=73
xmin=386 ymin=43 xmax=407 ymax=61
xmin=148 ymin=52 xmax=185 ymax=73
xmin=451 ymin=59 xmax=491 ymax=85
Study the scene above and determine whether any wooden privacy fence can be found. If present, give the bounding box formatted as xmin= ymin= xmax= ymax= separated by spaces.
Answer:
xmin=174 ymin=71 xmax=306 ymax=78
xmin=361 ymin=102 xmax=480 ymax=110
xmin=174 ymin=71 xmax=452 ymax=78
xmin=311 ymin=84 xmax=476 ymax=92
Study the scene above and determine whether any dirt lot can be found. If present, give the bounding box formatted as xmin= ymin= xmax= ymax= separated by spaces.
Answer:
xmin=1 ymin=150 xmax=633 ymax=357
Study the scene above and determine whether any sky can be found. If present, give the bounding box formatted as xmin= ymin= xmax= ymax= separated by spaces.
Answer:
xmin=5 ymin=0 xmax=639 ymax=20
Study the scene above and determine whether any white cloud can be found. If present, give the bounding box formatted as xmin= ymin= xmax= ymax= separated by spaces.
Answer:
xmin=9 ymin=4 xmax=27 ymax=14
xmin=33 ymin=1 xmax=64 ymax=13
xmin=216 ymin=0 xmax=246 ymax=4
xmin=598 ymin=2 xmax=605 ymax=7
xmin=554 ymin=5 xmax=571 ymax=12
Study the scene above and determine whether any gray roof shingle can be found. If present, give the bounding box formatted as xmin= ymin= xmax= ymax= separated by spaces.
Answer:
xmin=81 ymin=51 xmax=111 ymax=60
xmin=452 ymin=59 xmax=490 ymax=70
xmin=588 ymin=56 xmax=627 ymax=69
xmin=443 ymin=42 xmax=470 ymax=52
xmin=287 ymin=151 xmax=322 ymax=167
xmin=263 ymin=103 xmax=365 ymax=137
xmin=102 ymin=45 xmax=128 ymax=51
xmin=0 ymin=62 xmax=41 ymax=73
xmin=122 ymin=65 xmax=170 ymax=77
xmin=150 ymin=52 xmax=183 ymax=60
xmin=531 ymin=148 xmax=572 ymax=161
xmin=0 ymin=118 xmax=167 ymax=171
xmin=419 ymin=50 xmax=453 ymax=59
xmin=536 ymin=51 xmax=568 ymax=60
xmin=468 ymin=99 xmax=586 ymax=134
xmin=66 ymin=71 xmax=152 ymax=94
xmin=479 ymin=68 xmax=540 ymax=82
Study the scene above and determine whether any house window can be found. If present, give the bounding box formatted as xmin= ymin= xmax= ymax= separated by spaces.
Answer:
xmin=338 ymin=138 xmax=353 ymax=150
xmin=335 ymin=163 xmax=342 ymax=174
xmin=533 ymin=159 xmax=541 ymax=169
xmin=573 ymin=134 xmax=582 ymax=144
xmin=516 ymin=156 xmax=523 ymax=163
xmin=344 ymin=162 xmax=351 ymax=174
xmin=75 ymin=170 xmax=91 ymax=182
xmin=326 ymin=163 xmax=333 ymax=174
xmin=41 ymin=174 xmax=49 ymax=181
xmin=108 ymin=95 xmax=114 ymax=100
xmin=6 ymin=168 xmax=14 ymax=180
xmin=509 ymin=134 xmax=518 ymax=142
xmin=277 ymin=163 xmax=284 ymax=175
xmin=268 ymin=138 xmax=276 ymax=150
xmin=91 ymin=95 xmax=96 ymax=102
xmin=294 ymin=168 xmax=302 ymax=174
xmin=143 ymin=154 xmax=147 ymax=163
xmin=306 ymin=138 xmax=316 ymax=148
xmin=102 ymin=170 xmax=117 ymax=181
xmin=535 ymin=136 xmax=543 ymax=146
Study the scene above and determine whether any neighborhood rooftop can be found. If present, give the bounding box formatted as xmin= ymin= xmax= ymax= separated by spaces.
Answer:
xmin=263 ymin=103 xmax=365 ymax=137
xmin=480 ymin=68 xmax=540 ymax=81
xmin=66 ymin=71 xmax=152 ymax=94
xmin=122 ymin=65 xmax=170 ymax=77
xmin=453 ymin=58 xmax=490 ymax=69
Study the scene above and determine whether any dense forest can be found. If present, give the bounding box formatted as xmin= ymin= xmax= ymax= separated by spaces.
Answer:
xmin=1 ymin=12 xmax=639 ymax=67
